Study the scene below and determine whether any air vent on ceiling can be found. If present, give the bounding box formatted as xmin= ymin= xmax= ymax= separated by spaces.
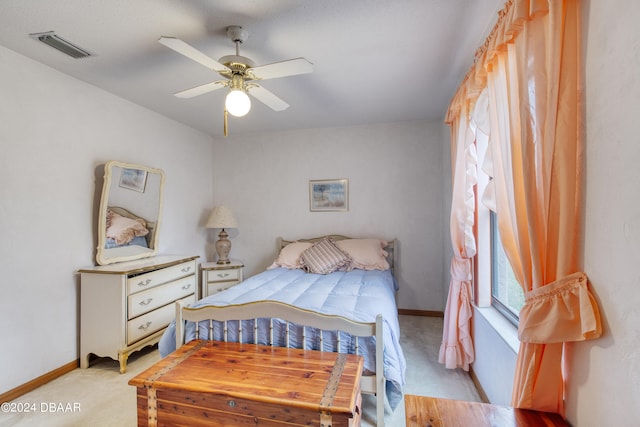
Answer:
xmin=30 ymin=31 xmax=92 ymax=59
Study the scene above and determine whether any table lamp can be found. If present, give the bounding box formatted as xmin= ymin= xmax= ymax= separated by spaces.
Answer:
xmin=206 ymin=206 xmax=238 ymax=264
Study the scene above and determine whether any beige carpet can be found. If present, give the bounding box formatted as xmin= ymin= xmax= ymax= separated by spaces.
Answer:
xmin=0 ymin=315 xmax=481 ymax=427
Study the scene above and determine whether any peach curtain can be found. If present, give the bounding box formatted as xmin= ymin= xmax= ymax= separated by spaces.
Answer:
xmin=446 ymin=0 xmax=602 ymax=414
xmin=438 ymin=103 xmax=477 ymax=371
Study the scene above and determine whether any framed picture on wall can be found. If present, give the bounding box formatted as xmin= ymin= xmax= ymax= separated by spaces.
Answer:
xmin=119 ymin=167 xmax=148 ymax=193
xmin=309 ymin=179 xmax=348 ymax=212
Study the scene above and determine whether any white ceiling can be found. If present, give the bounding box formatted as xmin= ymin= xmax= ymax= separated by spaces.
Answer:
xmin=0 ymin=0 xmax=503 ymax=137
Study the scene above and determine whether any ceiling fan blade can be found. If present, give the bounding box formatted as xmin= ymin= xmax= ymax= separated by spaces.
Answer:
xmin=159 ymin=36 xmax=230 ymax=73
xmin=248 ymin=58 xmax=313 ymax=80
xmin=174 ymin=80 xmax=228 ymax=98
xmin=246 ymin=84 xmax=289 ymax=111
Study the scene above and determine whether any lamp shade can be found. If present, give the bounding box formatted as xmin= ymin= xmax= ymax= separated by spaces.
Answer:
xmin=206 ymin=206 xmax=238 ymax=229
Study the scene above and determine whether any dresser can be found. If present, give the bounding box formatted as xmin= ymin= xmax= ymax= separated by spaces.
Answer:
xmin=201 ymin=260 xmax=244 ymax=298
xmin=78 ymin=255 xmax=198 ymax=373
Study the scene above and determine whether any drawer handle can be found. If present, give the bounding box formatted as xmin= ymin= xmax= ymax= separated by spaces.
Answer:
xmin=181 ymin=266 xmax=192 ymax=273
xmin=138 ymin=321 xmax=152 ymax=331
xmin=137 ymin=279 xmax=152 ymax=287
xmin=217 ymin=273 xmax=230 ymax=278
xmin=182 ymin=283 xmax=192 ymax=290
xmin=139 ymin=298 xmax=153 ymax=306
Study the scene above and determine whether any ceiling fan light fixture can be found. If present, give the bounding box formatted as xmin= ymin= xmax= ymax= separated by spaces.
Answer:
xmin=225 ymin=89 xmax=251 ymax=117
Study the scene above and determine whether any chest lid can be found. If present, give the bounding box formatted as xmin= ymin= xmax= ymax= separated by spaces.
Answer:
xmin=129 ymin=340 xmax=363 ymax=415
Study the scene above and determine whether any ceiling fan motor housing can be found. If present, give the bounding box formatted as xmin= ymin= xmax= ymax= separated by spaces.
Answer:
xmin=227 ymin=25 xmax=249 ymax=44
xmin=217 ymin=55 xmax=255 ymax=80
xmin=219 ymin=26 xmax=254 ymax=80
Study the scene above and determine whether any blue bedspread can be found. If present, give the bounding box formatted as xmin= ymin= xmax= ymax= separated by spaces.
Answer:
xmin=159 ymin=267 xmax=407 ymax=410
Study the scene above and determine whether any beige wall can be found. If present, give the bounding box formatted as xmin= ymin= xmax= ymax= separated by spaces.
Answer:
xmin=0 ymin=45 xmax=213 ymax=394
xmin=210 ymin=121 xmax=449 ymax=311
xmin=568 ymin=0 xmax=640 ymax=424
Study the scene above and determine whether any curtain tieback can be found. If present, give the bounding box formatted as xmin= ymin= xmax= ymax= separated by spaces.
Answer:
xmin=450 ymin=256 xmax=472 ymax=282
xmin=518 ymin=272 xmax=602 ymax=344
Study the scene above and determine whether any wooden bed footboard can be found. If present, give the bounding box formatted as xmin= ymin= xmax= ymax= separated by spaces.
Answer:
xmin=175 ymin=300 xmax=386 ymax=426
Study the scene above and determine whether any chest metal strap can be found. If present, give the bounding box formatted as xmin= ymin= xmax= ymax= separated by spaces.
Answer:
xmin=144 ymin=340 xmax=208 ymax=426
xmin=319 ymin=353 xmax=348 ymax=427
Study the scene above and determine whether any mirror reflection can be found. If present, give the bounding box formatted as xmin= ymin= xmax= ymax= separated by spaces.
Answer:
xmin=96 ymin=160 xmax=165 ymax=265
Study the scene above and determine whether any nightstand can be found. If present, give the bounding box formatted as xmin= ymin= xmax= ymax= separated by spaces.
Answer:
xmin=201 ymin=260 xmax=244 ymax=298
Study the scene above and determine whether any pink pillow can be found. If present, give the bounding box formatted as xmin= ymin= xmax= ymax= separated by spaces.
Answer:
xmin=335 ymin=239 xmax=390 ymax=270
xmin=267 ymin=242 xmax=313 ymax=269
xmin=106 ymin=210 xmax=149 ymax=245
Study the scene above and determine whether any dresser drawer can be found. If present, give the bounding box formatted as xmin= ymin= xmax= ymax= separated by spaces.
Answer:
xmin=206 ymin=268 xmax=240 ymax=283
xmin=127 ymin=260 xmax=196 ymax=294
xmin=127 ymin=294 xmax=195 ymax=345
xmin=128 ymin=276 xmax=195 ymax=319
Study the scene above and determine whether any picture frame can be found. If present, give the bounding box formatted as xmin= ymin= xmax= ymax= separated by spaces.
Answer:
xmin=119 ymin=167 xmax=147 ymax=193
xmin=309 ymin=179 xmax=348 ymax=212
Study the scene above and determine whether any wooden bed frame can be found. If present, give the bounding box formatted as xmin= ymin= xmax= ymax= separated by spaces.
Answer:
xmin=175 ymin=235 xmax=397 ymax=426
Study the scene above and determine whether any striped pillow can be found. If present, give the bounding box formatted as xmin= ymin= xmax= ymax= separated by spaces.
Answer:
xmin=301 ymin=237 xmax=352 ymax=274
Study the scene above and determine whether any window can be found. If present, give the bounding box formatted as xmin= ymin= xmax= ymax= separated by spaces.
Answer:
xmin=490 ymin=211 xmax=524 ymax=325
xmin=474 ymin=122 xmax=524 ymax=325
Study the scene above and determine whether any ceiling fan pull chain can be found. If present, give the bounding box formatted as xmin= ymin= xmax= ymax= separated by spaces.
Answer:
xmin=224 ymin=109 xmax=228 ymax=137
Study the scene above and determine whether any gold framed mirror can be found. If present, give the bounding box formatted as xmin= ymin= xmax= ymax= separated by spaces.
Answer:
xmin=96 ymin=160 xmax=165 ymax=265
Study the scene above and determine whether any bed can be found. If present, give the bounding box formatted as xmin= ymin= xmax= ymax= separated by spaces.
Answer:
xmin=158 ymin=235 xmax=406 ymax=426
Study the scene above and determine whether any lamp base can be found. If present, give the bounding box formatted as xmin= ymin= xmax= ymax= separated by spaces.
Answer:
xmin=214 ymin=229 xmax=232 ymax=264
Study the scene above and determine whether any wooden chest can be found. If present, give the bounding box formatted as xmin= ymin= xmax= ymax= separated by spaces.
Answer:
xmin=129 ymin=340 xmax=363 ymax=427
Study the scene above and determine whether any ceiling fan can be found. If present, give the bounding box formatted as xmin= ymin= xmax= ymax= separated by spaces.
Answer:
xmin=159 ymin=26 xmax=313 ymax=135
